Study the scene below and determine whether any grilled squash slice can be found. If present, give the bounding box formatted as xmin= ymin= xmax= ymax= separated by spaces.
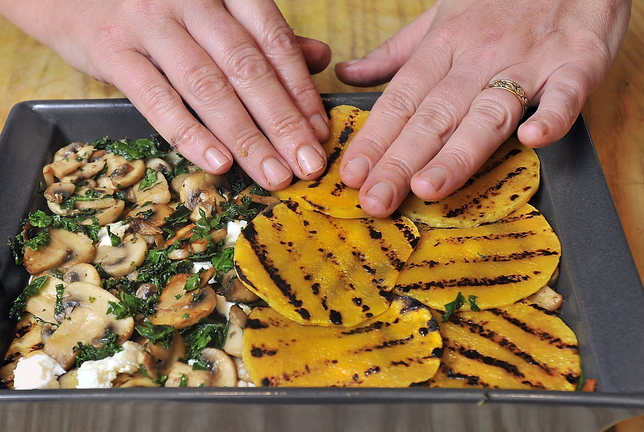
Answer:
xmin=243 ymin=296 xmax=443 ymax=387
xmin=399 ymin=137 xmax=540 ymax=228
xmin=394 ymin=203 xmax=561 ymax=311
xmin=234 ymin=202 xmax=419 ymax=327
xmin=272 ymin=105 xmax=370 ymax=219
xmin=428 ymin=301 xmax=581 ymax=390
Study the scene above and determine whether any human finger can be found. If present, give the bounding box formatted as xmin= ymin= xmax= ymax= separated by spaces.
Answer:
xmin=142 ymin=18 xmax=299 ymax=190
xmin=106 ymin=47 xmax=237 ymax=177
xmin=223 ymin=0 xmax=330 ymax=143
xmin=296 ymin=36 xmax=332 ymax=75
xmin=518 ymin=64 xmax=596 ymax=148
xmin=335 ymin=7 xmax=437 ymax=87
xmin=411 ymin=74 xmax=533 ymax=202
xmin=347 ymin=69 xmax=486 ymax=217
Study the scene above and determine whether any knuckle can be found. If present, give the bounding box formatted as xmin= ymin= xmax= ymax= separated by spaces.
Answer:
xmin=412 ymin=101 xmax=460 ymax=142
xmin=271 ymin=113 xmax=310 ymax=141
xmin=469 ymin=98 xmax=514 ymax=133
xmin=224 ymin=46 xmax=274 ymax=83
xmin=378 ymin=89 xmax=418 ymax=118
xmin=260 ymin=18 xmax=299 ymax=54
xmin=182 ymin=64 xmax=232 ymax=102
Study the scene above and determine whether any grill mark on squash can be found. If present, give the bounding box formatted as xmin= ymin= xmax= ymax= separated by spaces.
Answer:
xmin=488 ymin=308 xmax=579 ymax=351
xmin=398 ymin=274 xmax=531 ymax=292
xmin=449 ymin=314 xmax=571 ymax=378
xmin=406 ymin=248 xmax=560 ymax=270
xmin=240 ymin=220 xmax=310 ymax=320
xmin=422 ymin=147 xmax=528 ymax=206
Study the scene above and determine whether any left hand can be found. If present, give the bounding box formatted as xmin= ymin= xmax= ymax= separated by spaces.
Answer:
xmin=335 ymin=0 xmax=632 ymax=217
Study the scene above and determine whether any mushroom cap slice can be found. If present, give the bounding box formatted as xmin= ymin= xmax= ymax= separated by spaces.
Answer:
xmin=24 ymin=275 xmax=66 ymax=324
xmin=42 ymin=282 xmax=135 ymax=370
xmin=200 ymin=348 xmax=238 ymax=387
xmin=148 ymin=273 xmax=217 ymax=330
xmin=179 ymin=172 xmax=230 ymax=218
xmin=104 ymin=153 xmax=146 ymax=189
xmin=133 ymin=170 xmax=172 ymax=206
xmin=62 ymin=263 xmax=102 ymax=286
xmin=93 ymin=234 xmax=148 ymax=277
xmin=23 ymin=229 xmax=96 ymax=275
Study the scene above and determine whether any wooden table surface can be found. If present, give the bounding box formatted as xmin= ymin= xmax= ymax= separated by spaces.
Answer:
xmin=0 ymin=1 xmax=642 ymax=431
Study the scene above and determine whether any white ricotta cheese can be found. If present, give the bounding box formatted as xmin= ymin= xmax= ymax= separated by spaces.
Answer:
xmin=76 ymin=341 xmax=142 ymax=389
xmin=224 ymin=220 xmax=247 ymax=247
xmin=97 ymin=221 xmax=130 ymax=246
xmin=13 ymin=352 xmax=65 ymax=390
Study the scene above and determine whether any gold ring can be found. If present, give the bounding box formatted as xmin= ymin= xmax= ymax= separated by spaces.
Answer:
xmin=485 ymin=79 xmax=530 ymax=115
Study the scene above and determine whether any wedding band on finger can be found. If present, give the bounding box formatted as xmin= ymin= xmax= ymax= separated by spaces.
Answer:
xmin=484 ymin=79 xmax=530 ymax=115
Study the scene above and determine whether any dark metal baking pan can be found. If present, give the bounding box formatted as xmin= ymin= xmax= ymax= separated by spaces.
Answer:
xmin=0 ymin=95 xmax=642 ymax=432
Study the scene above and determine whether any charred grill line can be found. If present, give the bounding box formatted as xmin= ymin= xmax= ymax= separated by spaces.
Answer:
xmin=489 ymin=308 xmax=579 ymax=351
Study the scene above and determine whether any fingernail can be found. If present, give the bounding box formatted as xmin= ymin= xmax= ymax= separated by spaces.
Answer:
xmin=337 ymin=58 xmax=361 ymax=68
xmin=297 ymin=145 xmax=326 ymax=177
xmin=365 ymin=181 xmax=395 ymax=210
xmin=342 ymin=156 xmax=370 ymax=185
xmin=262 ymin=157 xmax=292 ymax=186
xmin=205 ymin=147 xmax=230 ymax=172
xmin=310 ymin=113 xmax=330 ymax=141
xmin=420 ymin=167 xmax=447 ymax=192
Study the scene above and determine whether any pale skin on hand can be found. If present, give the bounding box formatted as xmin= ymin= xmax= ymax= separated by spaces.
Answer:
xmin=0 ymin=0 xmax=332 ymax=192
xmin=335 ymin=0 xmax=632 ymax=217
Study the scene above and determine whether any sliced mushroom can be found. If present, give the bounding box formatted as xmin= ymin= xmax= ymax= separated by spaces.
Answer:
xmin=165 ymin=361 xmax=212 ymax=387
xmin=166 ymin=224 xmax=227 ymax=260
xmin=93 ymin=234 xmax=148 ymax=277
xmin=72 ymin=186 xmax=119 ymax=211
xmin=42 ymin=143 xmax=97 ymax=185
xmin=104 ymin=153 xmax=146 ymax=189
xmin=60 ymin=150 xmax=107 ymax=183
xmin=148 ymin=272 xmax=217 ymax=330
xmin=223 ymin=323 xmax=244 ymax=358
xmin=145 ymin=158 xmax=173 ymax=177
xmin=44 ymin=182 xmax=76 ymax=205
xmin=200 ymin=348 xmax=238 ymax=387
xmin=23 ymin=275 xmax=65 ymax=324
xmin=42 ymin=281 xmax=135 ymax=370
xmin=133 ymin=170 xmax=172 ymax=206
xmin=126 ymin=203 xmax=174 ymax=228
xmin=170 ymin=173 xmax=190 ymax=197
xmin=221 ymin=270 xmax=260 ymax=303
xmin=81 ymin=199 xmax=126 ymax=226
xmin=144 ymin=329 xmax=186 ymax=377
xmin=23 ymin=229 xmax=96 ymax=275
xmin=62 ymin=263 xmax=102 ymax=286
xmin=179 ymin=172 xmax=230 ymax=219
xmin=527 ymin=285 xmax=564 ymax=312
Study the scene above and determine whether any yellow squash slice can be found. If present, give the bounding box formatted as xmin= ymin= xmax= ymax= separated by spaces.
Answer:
xmin=234 ymin=202 xmax=419 ymax=327
xmin=243 ymin=296 xmax=443 ymax=387
xmin=272 ymin=105 xmax=370 ymax=219
xmin=394 ymin=203 xmax=561 ymax=311
xmin=429 ymin=301 xmax=581 ymax=390
xmin=399 ymin=137 xmax=540 ymax=228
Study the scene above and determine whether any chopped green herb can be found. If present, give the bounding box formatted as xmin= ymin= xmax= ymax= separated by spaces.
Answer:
xmin=184 ymin=271 xmax=203 ymax=292
xmin=182 ymin=322 xmax=228 ymax=362
xmin=93 ymin=137 xmax=165 ymax=161
xmin=108 ymin=291 xmax=158 ymax=319
xmin=442 ymin=292 xmax=466 ymax=322
xmin=74 ymin=331 xmax=123 ymax=367
xmin=9 ymin=276 xmax=48 ymax=320
xmin=136 ymin=319 xmax=175 ymax=349
xmin=138 ymin=167 xmax=159 ymax=191
xmin=106 ymin=225 xmax=121 ymax=247
xmin=178 ymin=374 xmax=188 ymax=387
xmin=468 ymin=295 xmax=481 ymax=312
xmin=54 ymin=283 xmax=66 ymax=317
